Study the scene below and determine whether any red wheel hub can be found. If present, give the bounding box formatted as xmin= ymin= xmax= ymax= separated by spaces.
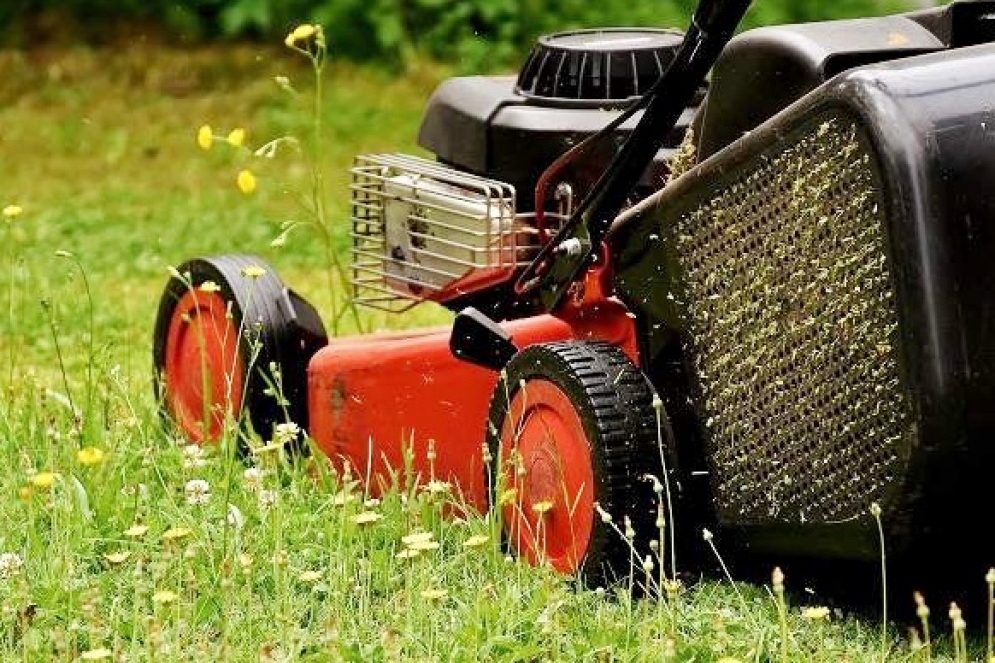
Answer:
xmin=499 ymin=379 xmax=595 ymax=573
xmin=163 ymin=289 xmax=245 ymax=443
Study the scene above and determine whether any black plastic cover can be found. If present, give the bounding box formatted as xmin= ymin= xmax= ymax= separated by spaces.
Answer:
xmin=695 ymin=15 xmax=944 ymax=160
xmin=612 ymin=41 xmax=995 ymax=599
xmin=417 ymin=75 xmax=697 ymax=210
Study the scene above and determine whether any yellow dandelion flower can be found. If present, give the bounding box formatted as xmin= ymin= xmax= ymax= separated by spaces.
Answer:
xmin=351 ymin=511 xmax=382 ymax=525
xmin=196 ymin=125 xmax=213 ymax=150
xmin=299 ymin=570 xmax=322 ymax=583
xmin=81 ymin=648 xmax=113 ymax=660
xmin=31 ymin=472 xmax=58 ymax=490
xmin=227 ymin=127 xmax=246 ymax=147
xmin=161 ymin=526 xmax=193 ymax=542
xmin=3 ymin=204 xmax=22 ymax=218
xmin=236 ymin=169 xmax=257 ymax=195
xmin=802 ymin=606 xmax=831 ymax=621
xmin=241 ymin=264 xmax=266 ymax=279
xmin=199 ymin=280 xmax=221 ymax=293
xmin=420 ymin=588 xmax=448 ymax=601
xmin=103 ymin=551 xmax=131 ymax=565
xmin=77 ymin=446 xmax=105 ymax=466
xmin=463 ymin=534 xmax=490 ymax=549
xmin=124 ymin=524 xmax=149 ymax=538
xmin=152 ymin=589 xmax=179 ymax=604
xmin=18 ymin=486 xmax=32 ymax=500
xmin=285 ymin=24 xmax=317 ymax=47
xmin=531 ymin=500 xmax=554 ymax=515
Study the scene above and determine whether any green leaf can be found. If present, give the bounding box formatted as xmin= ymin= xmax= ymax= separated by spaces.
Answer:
xmin=69 ymin=473 xmax=93 ymax=522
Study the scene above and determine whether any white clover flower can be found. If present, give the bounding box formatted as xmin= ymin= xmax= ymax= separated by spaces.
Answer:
xmin=273 ymin=422 xmax=301 ymax=446
xmin=0 ymin=552 xmax=24 ymax=579
xmin=184 ymin=479 xmax=211 ymax=505
xmin=258 ymin=489 xmax=278 ymax=510
xmin=243 ymin=467 xmax=264 ymax=492
xmin=182 ymin=444 xmax=207 ymax=469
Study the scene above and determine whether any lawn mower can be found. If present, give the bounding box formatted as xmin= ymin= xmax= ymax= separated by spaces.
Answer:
xmin=155 ymin=0 xmax=995 ymax=604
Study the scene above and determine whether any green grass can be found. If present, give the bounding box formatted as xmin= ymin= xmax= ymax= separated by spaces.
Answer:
xmin=0 ymin=39 xmax=980 ymax=661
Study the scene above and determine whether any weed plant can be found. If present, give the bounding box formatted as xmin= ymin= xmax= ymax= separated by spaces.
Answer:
xmin=0 ymin=20 xmax=991 ymax=663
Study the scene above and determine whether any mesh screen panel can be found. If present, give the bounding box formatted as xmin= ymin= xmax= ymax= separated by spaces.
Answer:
xmin=676 ymin=116 xmax=913 ymax=524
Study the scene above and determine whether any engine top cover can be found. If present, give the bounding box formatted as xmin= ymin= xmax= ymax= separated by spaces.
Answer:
xmin=515 ymin=28 xmax=684 ymax=104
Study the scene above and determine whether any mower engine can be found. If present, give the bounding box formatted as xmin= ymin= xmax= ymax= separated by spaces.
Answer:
xmin=348 ymin=28 xmax=697 ymax=313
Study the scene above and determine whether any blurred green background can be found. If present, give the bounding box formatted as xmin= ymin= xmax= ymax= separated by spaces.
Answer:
xmin=1 ymin=0 xmax=928 ymax=71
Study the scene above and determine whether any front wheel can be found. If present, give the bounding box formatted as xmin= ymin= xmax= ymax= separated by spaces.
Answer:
xmin=486 ymin=340 xmax=663 ymax=587
xmin=152 ymin=255 xmax=326 ymax=450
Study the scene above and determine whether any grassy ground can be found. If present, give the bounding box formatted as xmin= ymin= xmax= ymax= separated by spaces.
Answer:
xmin=0 ymin=38 xmax=978 ymax=661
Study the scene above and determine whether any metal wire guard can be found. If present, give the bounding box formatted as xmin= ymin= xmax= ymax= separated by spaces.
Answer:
xmin=349 ymin=154 xmax=536 ymax=311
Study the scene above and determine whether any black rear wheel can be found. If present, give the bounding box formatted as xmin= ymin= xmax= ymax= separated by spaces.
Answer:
xmin=486 ymin=340 xmax=664 ymax=587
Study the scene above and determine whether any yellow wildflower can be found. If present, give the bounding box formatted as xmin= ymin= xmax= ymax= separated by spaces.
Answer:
xmin=197 ymin=124 xmax=213 ymax=150
xmin=420 ymin=588 xmax=448 ymax=601
xmin=531 ymin=500 xmax=554 ymax=515
xmin=77 ymin=446 xmax=105 ymax=466
xmin=351 ymin=511 xmax=382 ymax=525
xmin=423 ymin=479 xmax=450 ymax=495
xmin=152 ymin=590 xmax=179 ymax=604
xmin=497 ymin=488 xmax=517 ymax=506
xmin=161 ymin=526 xmax=193 ymax=542
xmin=332 ymin=491 xmax=356 ymax=506
xmin=103 ymin=551 xmax=131 ymax=565
xmin=81 ymin=648 xmax=113 ymax=660
xmin=802 ymin=606 xmax=831 ymax=620
xmin=31 ymin=472 xmax=58 ymax=490
xmin=401 ymin=531 xmax=434 ymax=547
xmin=226 ymin=127 xmax=246 ymax=147
xmin=199 ymin=280 xmax=221 ymax=293
xmin=124 ymin=524 xmax=149 ymax=538
xmin=241 ymin=264 xmax=266 ymax=279
xmin=463 ymin=534 xmax=490 ymax=549
xmin=18 ymin=486 xmax=32 ymax=500
xmin=285 ymin=24 xmax=317 ymax=48
xmin=2 ymin=204 xmax=22 ymax=218
xmin=236 ymin=169 xmax=257 ymax=194
xmin=407 ymin=539 xmax=440 ymax=552
xmin=299 ymin=570 xmax=322 ymax=583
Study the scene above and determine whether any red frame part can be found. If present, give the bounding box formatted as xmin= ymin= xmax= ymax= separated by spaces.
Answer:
xmin=307 ymin=292 xmax=638 ymax=511
xmin=162 ymin=290 xmax=245 ymax=443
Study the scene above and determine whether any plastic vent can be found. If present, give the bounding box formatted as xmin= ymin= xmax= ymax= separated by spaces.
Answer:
xmin=675 ymin=115 xmax=913 ymax=525
xmin=515 ymin=28 xmax=684 ymax=104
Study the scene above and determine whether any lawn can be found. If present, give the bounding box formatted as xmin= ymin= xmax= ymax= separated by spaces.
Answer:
xmin=0 ymin=35 xmax=976 ymax=661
